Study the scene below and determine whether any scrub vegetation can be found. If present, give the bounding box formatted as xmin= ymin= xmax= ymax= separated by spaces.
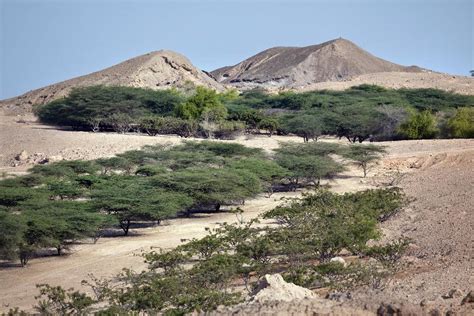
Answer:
xmin=35 ymin=84 xmax=474 ymax=140
xmin=0 ymin=141 xmax=384 ymax=267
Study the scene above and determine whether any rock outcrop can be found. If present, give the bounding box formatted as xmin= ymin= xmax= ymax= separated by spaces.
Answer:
xmin=250 ymin=274 xmax=317 ymax=303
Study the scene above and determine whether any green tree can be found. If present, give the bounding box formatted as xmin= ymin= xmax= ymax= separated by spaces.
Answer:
xmin=274 ymin=142 xmax=345 ymax=187
xmin=447 ymin=107 xmax=474 ymax=138
xmin=398 ymin=110 xmax=439 ymax=139
xmin=281 ymin=114 xmax=323 ymax=141
xmin=0 ymin=211 xmax=25 ymax=262
xmin=151 ymin=168 xmax=261 ymax=211
xmin=229 ymin=158 xmax=289 ymax=196
xmin=175 ymin=87 xmax=227 ymax=121
xmin=23 ymin=205 xmax=106 ymax=255
xmin=92 ymin=177 xmax=193 ymax=235
xmin=342 ymin=144 xmax=386 ymax=177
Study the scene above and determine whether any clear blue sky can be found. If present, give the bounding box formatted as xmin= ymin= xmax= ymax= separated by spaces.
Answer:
xmin=0 ymin=0 xmax=472 ymax=99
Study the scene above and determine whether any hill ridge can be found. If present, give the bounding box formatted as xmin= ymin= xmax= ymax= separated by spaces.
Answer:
xmin=211 ymin=38 xmax=422 ymax=89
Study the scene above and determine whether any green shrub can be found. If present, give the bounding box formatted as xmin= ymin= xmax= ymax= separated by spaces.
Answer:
xmin=398 ymin=110 xmax=439 ymax=139
xmin=447 ymin=107 xmax=474 ymax=138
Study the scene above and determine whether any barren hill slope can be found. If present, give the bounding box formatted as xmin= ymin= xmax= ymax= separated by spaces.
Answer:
xmin=0 ymin=50 xmax=224 ymax=114
xmin=211 ymin=38 xmax=423 ymax=89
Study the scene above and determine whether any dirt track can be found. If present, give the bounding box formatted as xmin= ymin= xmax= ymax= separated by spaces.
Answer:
xmin=0 ymin=116 xmax=473 ymax=313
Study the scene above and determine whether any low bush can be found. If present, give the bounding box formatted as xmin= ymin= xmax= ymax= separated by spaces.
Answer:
xmin=17 ymin=188 xmax=407 ymax=314
xmin=447 ymin=107 xmax=474 ymax=138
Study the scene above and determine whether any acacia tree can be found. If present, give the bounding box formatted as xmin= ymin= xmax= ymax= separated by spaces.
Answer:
xmin=92 ymin=177 xmax=193 ymax=235
xmin=343 ymin=144 xmax=386 ymax=177
xmin=258 ymin=117 xmax=280 ymax=137
xmin=0 ymin=211 xmax=25 ymax=264
xmin=276 ymin=154 xmax=344 ymax=187
xmin=228 ymin=158 xmax=289 ymax=197
xmin=274 ymin=142 xmax=345 ymax=188
xmin=151 ymin=168 xmax=261 ymax=212
xmin=175 ymin=87 xmax=227 ymax=120
xmin=22 ymin=205 xmax=106 ymax=256
xmin=281 ymin=115 xmax=323 ymax=142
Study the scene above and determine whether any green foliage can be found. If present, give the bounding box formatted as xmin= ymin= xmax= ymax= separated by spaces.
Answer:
xmin=30 ymin=160 xmax=98 ymax=178
xmin=447 ymin=107 xmax=474 ymax=138
xmin=258 ymin=117 xmax=280 ymax=136
xmin=34 ymin=284 xmax=95 ymax=315
xmin=44 ymin=187 xmax=405 ymax=314
xmin=0 ymin=211 xmax=25 ymax=261
xmin=35 ymin=84 xmax=473 ymax=140
xmin=226 ymin=104 xmax=264 ymax=132
xmin=151 ymin=167 xmax=261 ymax=210
xmin=229 ymin=158 xmax=289 ymax=196
xmin=175 ymin=86 xmax=227 ymax=121
xmin=274 ymin=142 xmax=345 ymax=187
xmin=398 ymin=110 xmax=439 ymax=139
xmin=0 ymin=186 xmax=34 ymax=206
xmin=96 ymin=157 xmax=134 ymax=175
xmin=35 ymin=85 xmax=183 ymax=130
xmin=362 ymin=238 xmax=410 ymax=265
xmin=91 ymin=177 xmax=193 ymax=235
xmin=213 ymin=120 xmax=246 ymax=139
xmin=280 ymin=114 xmax=323 ymax=141
xmin=342 ymin=144 xmax=386 ymax=177
xmin=23 ymin=205 xmax=106 ymax=255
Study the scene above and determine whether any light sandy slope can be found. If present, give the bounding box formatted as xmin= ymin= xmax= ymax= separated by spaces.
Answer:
xmin=0 ymin=116 xmax=473 ymax=313
xmin=297 ymin=71 xmax=474 ymax=95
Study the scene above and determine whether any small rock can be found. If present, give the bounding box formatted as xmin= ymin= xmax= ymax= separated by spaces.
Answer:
xmin=250 ymin=274 xmax=316 ymax=303
xmin=330 ymin=256 xmax=347 ymax=267
xmin=47 ymin=155 xmax=64 ymax=163
xmin=15 ymin=150 xmax=29 ymax=161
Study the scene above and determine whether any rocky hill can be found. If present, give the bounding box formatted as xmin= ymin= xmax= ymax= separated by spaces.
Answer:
xmin=211 ymin=38 xmax=423 ymax=89
xmin=0 ymin=50 xmax=224 ymax=114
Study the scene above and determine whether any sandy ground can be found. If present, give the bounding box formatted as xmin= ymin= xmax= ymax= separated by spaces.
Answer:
xmin=0 ymin=115 xmax=473 ymax=313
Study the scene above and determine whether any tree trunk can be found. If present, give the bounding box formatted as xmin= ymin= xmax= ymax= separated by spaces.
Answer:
xmin=121 ymin=219 xmax=131 ymax=236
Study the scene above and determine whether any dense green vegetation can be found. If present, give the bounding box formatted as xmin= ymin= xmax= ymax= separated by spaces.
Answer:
xmin=0 ymin=141 xmax=383 ymax=267
xmin=35 ymin=84 xmax=474 ymax=140
xmin=11 ymin=188 xmax=408 ymax=315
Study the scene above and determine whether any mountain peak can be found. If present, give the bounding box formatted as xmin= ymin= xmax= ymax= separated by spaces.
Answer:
xmin=211 ymin=38 xmax=421 ymax=89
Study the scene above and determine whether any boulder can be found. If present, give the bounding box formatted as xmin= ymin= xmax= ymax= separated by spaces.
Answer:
xmin=46 ymin=155 xmax=64 ymax=163
xmin=15 ymin=150 xmax=29 ymax=161
xmin=250 ymin=274 xmax=317 ymax=303
xmin=330 ymin=256 xmax=347 ymax=267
